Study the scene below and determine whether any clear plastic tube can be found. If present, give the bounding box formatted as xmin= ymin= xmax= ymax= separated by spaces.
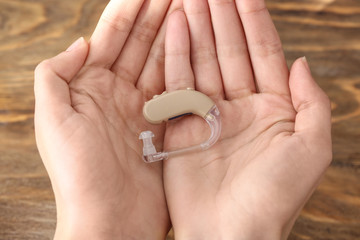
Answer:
xmin=139 ymin=105 xmax=221 ymax=163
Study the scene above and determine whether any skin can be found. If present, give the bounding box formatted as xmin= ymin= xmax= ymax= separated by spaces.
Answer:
xmin=163 ymin=0 xmax=332 ymax=239
xmin=34 ymin=0 xmax=332 ymax=239
xmin=35 ymin=0 xmax=183 ymax=239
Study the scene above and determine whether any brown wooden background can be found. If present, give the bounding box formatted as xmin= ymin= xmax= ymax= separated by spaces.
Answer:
xmin=0 ymin=0 xmax=359 ymax=239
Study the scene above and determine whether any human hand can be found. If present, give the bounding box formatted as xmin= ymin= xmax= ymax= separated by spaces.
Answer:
xmin=163 ymin=0 xmax=332 ymax=239
xmin=34 ymin=0 xmax=182 ymax=239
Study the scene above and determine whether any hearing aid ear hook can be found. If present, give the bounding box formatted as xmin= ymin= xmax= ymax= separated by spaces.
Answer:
xmin=139 ymin=89 xmax=221 ymax=163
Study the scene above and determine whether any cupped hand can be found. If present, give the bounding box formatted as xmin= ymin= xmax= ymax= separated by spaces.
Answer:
xmin=163 ymin=0 xmax=332 ymax=239
xmin=34 ymin=0 xmax=182 ymax=239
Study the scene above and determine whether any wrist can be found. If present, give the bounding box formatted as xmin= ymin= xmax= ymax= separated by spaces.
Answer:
xmin=174 ymin=230 xmax=282 ymax=240
xmin=54 ymin=204 xmax=170 ymax=240
xmin=173 ymin=219 xmax=283 ymax=240
xmin=55 ymin=218 xmax=169 ymax=240
xmin=54 ymin=211 xmax=122 ymax=240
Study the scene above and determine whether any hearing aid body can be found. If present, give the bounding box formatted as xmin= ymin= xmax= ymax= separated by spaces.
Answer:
xmin=143 ymin=89 xmax=215 ymax=124
xmin=139 ymin=89 xmax=221 ymax=163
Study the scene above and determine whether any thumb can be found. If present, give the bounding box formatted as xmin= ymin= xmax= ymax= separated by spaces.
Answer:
xmin=34 ymin=37 xmax=89 ymax=115
xmin=289 ymin=57 xmax=332 ymax=161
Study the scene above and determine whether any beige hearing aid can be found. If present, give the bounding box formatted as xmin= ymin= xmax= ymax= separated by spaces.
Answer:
xmin=139 ymin=89 xmax=221 ymax=163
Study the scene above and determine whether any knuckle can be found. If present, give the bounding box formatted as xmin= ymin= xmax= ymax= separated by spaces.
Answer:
xmin=324 ymin=149 xmax=333 ymax=166
xmin=192 ymin=47 xmax=217 ymax=65
xmin=131 ymin=21 xmax=158 ymax=44
xmin=209 ymin=0 xmax=234 ymax=7
xmin=35 ymin=59 xmax=52 ymax=77
xmin=101 ymin=14 xmax=133 ymax=33
xmin=238 ymin=4 xmax=267 ymax=15
xmin=148 ymin=43 xmax=165 ymax=64
xmin=217 ymin=43 xmax=248 ymax=59
xmin=322 ymin=92 xmax=332 ymax=108
xmin=315 ymin=86 xmax=332 ymax=111
xmin=166 ymin=44 xmax=190 ymax=56
xmin=35 ymin=59 xmax=50 ymax=71
xmin=167 ymin=78 xmax=194 ymax=90
xmin=254 ymin=37 xmax=283 ymax=58
xmin=316 ymin=141 xmax=333 ymax=168
xmin=184 ymin=0 xmax=210 ymax=15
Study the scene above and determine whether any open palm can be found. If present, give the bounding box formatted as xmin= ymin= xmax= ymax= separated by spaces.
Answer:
xmin=34 ymin=0 xmax=182 ymax=238
xmin=163 ymin=0 xmax=332 ymax=239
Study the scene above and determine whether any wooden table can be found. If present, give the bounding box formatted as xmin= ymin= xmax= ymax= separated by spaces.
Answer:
xmin=0 ymin=0 xmax=359 ymax=239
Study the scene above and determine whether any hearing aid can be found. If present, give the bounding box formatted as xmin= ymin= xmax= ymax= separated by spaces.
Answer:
xmin=139 ymin=89 xmax=221 ymax=163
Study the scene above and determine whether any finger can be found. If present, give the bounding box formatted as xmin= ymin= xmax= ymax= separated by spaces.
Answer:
xmin=236 ymin=0 xmax=290 ymax=95
xmin=290 ymin=57 xmax=332 ymax=163
xmin=86 ymin=0 xmax=145 ymax=68
xmin=165 ymin=10 xmax=194 ymax=91
xmin=184 ymin=0 xmax=224 ymax=99
xmin=34 ymin=37 xmax=89 ymax=115
xmin=136 ymin=0 xmax=183 ymax=99
xmin=207 ymin=0 xmax=255 ymax=100
xmin=111 ymin=0 xmax=171 ymax=84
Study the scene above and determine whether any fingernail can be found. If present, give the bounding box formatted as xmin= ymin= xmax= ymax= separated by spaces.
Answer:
xmin=66 ymin=37 xmax=84 ymax=52
xmin=301 ymin=56 xmax=311 ymax=73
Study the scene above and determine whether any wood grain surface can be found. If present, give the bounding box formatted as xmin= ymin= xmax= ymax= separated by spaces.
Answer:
xmin=0 ymin=0 xmax=359 ymax=239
